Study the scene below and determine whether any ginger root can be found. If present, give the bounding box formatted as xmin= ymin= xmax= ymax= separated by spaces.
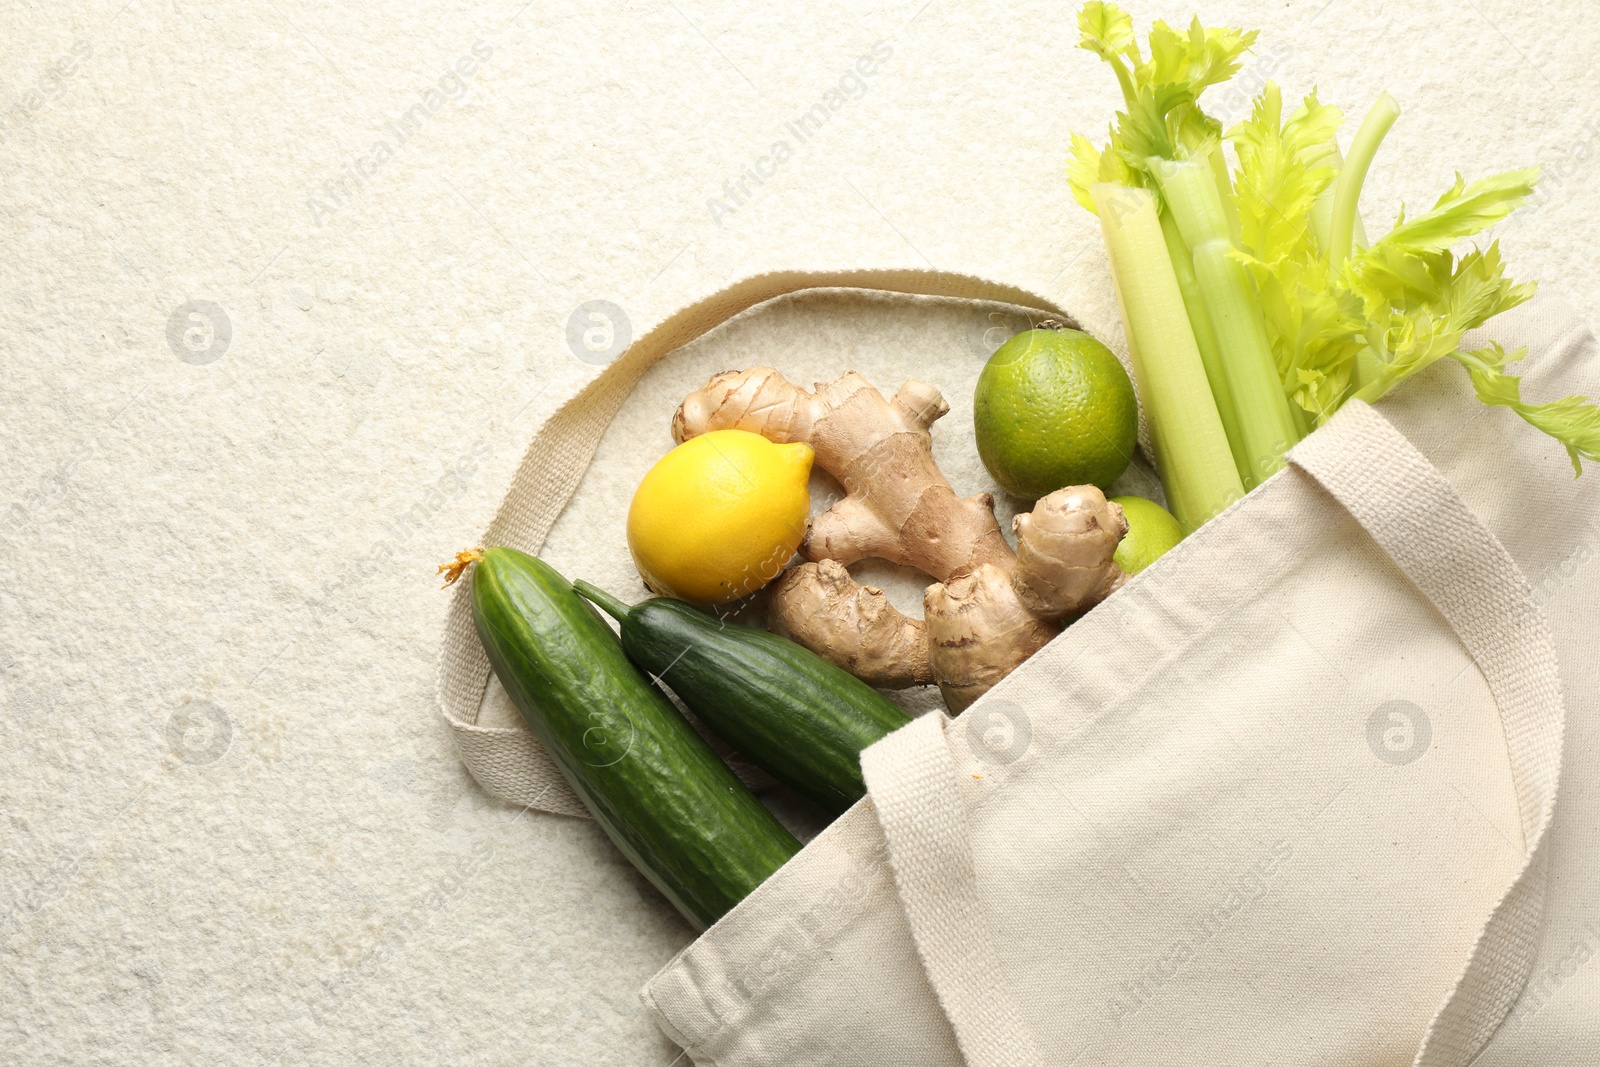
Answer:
xmin=675 ymin=370 xmax=1011 ymax=578
xmin=768 ymin=559 xmax=933 ymax=689
xmin=675 ymin=368 xmax=1128 ymax=712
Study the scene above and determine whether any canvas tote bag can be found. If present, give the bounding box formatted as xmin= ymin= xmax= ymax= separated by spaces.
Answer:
xmin=437 ymin=270 xmax=1597 ymax=1065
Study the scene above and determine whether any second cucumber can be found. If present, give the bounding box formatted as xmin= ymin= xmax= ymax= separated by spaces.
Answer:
xmin=574 ymin=582 xmax=910 ymax=815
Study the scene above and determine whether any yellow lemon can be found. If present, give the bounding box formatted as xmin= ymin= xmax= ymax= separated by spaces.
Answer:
xmin=628 ymin=429 xmax=814 ymax=604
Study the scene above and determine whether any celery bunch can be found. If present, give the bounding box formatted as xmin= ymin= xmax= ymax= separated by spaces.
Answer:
xmin=1069 ymin=2 xmax=1600 ymax=531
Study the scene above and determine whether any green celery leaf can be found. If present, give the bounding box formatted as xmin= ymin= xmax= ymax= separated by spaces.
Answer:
xmin=1229 ymin=84 xmax=1344 ymax=270
xmin=1078 ymin=2 xmax=1136 ymax=62
xmin=1378 ymin=167 xmax=1541 ymax=254
xmin=1227 ymin=84 xmax=1357 ymax=422
xmin=1114 ymin=82 xmax=1193 ymax=172
xmin=1068 ymin=133 xmax=1104 ymax=214
xmin=1181 ymin=15 xmax=1258 ymax=95
xmin=1137 ymin=20 xmax=1188 ymax=87
xmin=1347 ymin=241 xmax=1538 ymax=404
xmin=1459 ymin=344 xmax=1600 ymax=475
xmin=1445 ymin=243 xmax=1538 ymax=331
xmin=1344 ymin=244 xmax=1449 ymax=317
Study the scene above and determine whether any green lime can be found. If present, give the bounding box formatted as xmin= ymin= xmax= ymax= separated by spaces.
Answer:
xmin=1110 ymin=495 xmax=1183 ymax=575
xmin=973 ymin=327 xmax=1138 ymax=498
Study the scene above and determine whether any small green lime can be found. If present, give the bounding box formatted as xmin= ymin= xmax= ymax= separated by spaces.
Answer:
xmin=1110 ymin=495 xmax=1184 ymax=575
xmin=973 ymin=327 xmax=1138 ymax=498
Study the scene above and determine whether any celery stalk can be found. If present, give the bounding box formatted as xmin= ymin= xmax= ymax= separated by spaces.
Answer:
xmin=1308 ymin=140 xmax=1369 ymax=254
xmin=1153 ymin=158 xmax=1302 ymax=488
xmin=1207 ymin=145 xmax=1243 ymax=247
xmin=1328 ymin=93 xmax=1400 ymax=269
xmin=1092 ymin=183 xmax=1244 ymax=531
xmin=1158 ymin=206 xmax=1252 ymax=482
xmin=1329 ymin=94 xmax=1400 ymax=395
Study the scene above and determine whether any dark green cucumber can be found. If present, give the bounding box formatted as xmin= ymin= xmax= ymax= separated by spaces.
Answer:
xmin=573 ymin=582 xmax=909 ymax=815
xmin=470 ymin=548 xmax=799 ymax=930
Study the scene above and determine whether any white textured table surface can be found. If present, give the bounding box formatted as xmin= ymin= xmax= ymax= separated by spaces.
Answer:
xmin=2 ymin=1 xmax=1596 ymax=1063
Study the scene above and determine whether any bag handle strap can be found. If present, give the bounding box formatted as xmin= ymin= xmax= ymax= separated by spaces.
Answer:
xmin=1293 ymin=401 xmax=1565 ymax=1067
xmin=862 ymin=710 xmax=1049 ymax=1067
xmin=861 ymin=400 xmax=1565 ymax=1067
xmin=436 ymin=268 xmax=1074 ymax=817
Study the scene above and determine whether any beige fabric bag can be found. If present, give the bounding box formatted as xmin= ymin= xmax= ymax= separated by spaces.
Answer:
xmin=438 ymin=273 xmax=1599 ymax=1064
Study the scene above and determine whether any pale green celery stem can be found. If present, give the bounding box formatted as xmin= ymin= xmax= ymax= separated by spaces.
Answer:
xmin=1159 ymin=207 xmax=1253 ymax=483
xmin=1091 ymin=183 xmax=1244 ymax=532
xmin=1108 ymin=54 xmax=1137 ymax=109
xmin=1309 ymin=141 xmax=1369 ymax=253
xmin=1350 ymin=347 xmax=1391 ymax=403
xmin=1327 ymin=93 xmax=1400 ymax=269
xmin=1207 ymin=145 xmax=1243 ymax=246
xmin=1283 ymin=382 xmax=1310 ymax=438
xmin=1153 ymin=158 xmax=1302 ymax=489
